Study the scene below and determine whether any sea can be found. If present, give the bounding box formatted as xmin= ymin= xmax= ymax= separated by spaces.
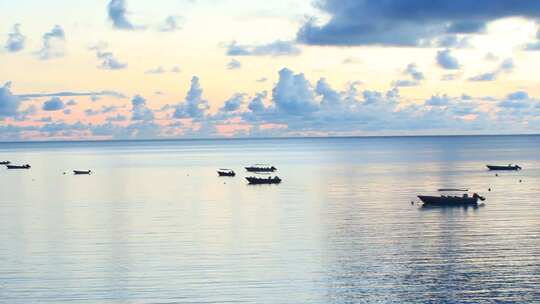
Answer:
xmin=0 ymin=135 xmax=539 ymax=303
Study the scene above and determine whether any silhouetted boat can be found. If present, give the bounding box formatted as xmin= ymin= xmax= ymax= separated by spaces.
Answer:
xmin=245 ymin=164 xmax=277 ymax=173
xmin=246 ymin=176 xmax=282 ymax=185
xmin=0 ymin=161 xmax=10 ymax=165
xmin=73 ymin=170 xmax=92 ymax=175
xmin=418 ymin=189 xmax=485 ymax=207
xmin=6 ymin=164 xmax=31 ymax=169
xmin=217 ymin=169 xmax=235 ymax=177
xmin=487 ymin=164 xmax=522 ymax=171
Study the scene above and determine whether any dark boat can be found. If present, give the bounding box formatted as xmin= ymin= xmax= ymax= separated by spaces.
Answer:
xmin=6 ymin=164 xmax=31 ymax=169
xmin=246 ymin=176 xmax=282 ymax=185
xmin=73 ymin=170 xmax=92 ymax=175
xmin=418 ymin=189 xmax=485 ymax=207
xmin=0 ymin=161 xmax=10 ymax=165
xmin=487 ymin=164 xmax=522 ymax=171
xmin=245 ymin=164 xmax=277 ymax=173
xmin=217 ymin=169 xmax=235 ymax=177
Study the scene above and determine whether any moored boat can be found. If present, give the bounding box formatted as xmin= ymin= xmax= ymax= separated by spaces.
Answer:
xmin=73 ymin=170 xmax=92 ymax=175
xmin=486 ymin=164 xmax=521 ymax=171
xmin=246 ymin=176 xmax=282 ymax=185
xmin=217 ymin=169 xmax=235 ymax=177
xmin=245 ymin=164 xmax=277 ymax=173
xmin=0 ymin=161 xmax=11 ymax=165
xmin=418 ymin=189 xmax=485 ymax=207
xmin=6 ymin=164 xmax=31 ymax=170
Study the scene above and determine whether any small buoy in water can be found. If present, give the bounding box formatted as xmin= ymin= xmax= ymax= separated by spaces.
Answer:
xmin=519 ymin=179 xmax=522 ymax=183
xmin=495 ymin=174 xmax=499 ymax=177
xmin=411 ymin=201 xmax=414 ymax=205
xmin=488 ymin=188 xmax=491 ymax=192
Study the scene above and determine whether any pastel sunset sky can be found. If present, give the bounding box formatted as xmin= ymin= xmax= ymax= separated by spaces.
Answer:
xmin=1 ymin=0 xmax=540 ymax=140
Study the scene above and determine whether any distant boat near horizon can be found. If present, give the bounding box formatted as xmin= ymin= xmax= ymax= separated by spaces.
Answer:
xmin=73 ymin=170 xmax=92 ymax=175
xmin=487 ymin=164 xmax=522 ymax=171
xmin=245 ymin=164 xmax=277 ymax=173
xmin=6 ymin=164 xmax=31 ymax=170
xmin=217 ymin=169 xmax=235 ymax=177
xmin=0 ymin=161 xmax=11 ymax=165
xmin=246 ymin=176 xmax=282 ymax=185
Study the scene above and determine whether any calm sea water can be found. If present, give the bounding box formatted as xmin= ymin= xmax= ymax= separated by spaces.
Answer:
xmin=0 ymin=136 xmax=539 ymax=303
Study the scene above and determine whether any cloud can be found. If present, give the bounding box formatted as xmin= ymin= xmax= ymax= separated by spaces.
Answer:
xmin=145 ymin=66 xmax=166 ymax=74
xmin=42 ymin=97 xmax=65 ymax=111
xmin=18 ymin=90 xmax=125 ymax=99
xmin=37 ymin=25 xmax=65 ymax=60
xmin=159 ymin=16 xmax=183 ymax=32
xmin=437 ymin=49 xmax=460 ymax=70
xmin=436 ymin=35 xmax=471 ymax=48
xmin=131 ymin=95 xmax=154 ymax=121
xmin=441 ymin=73 xmax=460 ymax=81
xmin=106 ymin=114 xmax=127 ymax=122
xmin=524 ymin=26 xmax=540 ymax=50
xmin=174 ymin=76 xmax=209 ymax=119
xmin=227 ymin=59 xmax=242 ymax=70
xmin=296 ymin=0 xmax=540 ymax=46
xmin=90 ymin=43 xmax=127 ymax=70
xmin=5 ymin=24 xmax=26 ymax=53
xmin=507 ymin=91 xmax=529 ymax=100
xmin=271 ymin=68 xmax=318 ymax=116
xmin=468 ymin=58 xmax=514 ymax=82
xmin=107 ymin=0 xmax=142 ymax=30
xmin=226 ymin=40 xmax=301 ymax=57
xmin=220 ymin=93 xmax=245 ymax=112
xmin=425 ymin=95 xmax=450 ymax=106
xmin=247 ymin=92 xmax=268 ymax=114
xmin=145 ymin=66 xmax=181 ymax=74
xmin=0 ymin=82 xmax=22 ymax=117
xmin=84 ymin=105 xmax=120 ymax=117
xmin=497 ymin=91 xmax=534 ymax=110
xmin=392 ymin=63 xmax=424 ymax=87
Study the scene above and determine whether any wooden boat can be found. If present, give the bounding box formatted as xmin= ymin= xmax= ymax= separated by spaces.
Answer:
xmin=245 ymin=164 xmax=277 ymax=173
xmin=418 ymin=190 xmax=485 ymax=207
xmin=73 ymin=170 xmax=92 ymax=175
xmin=6 ymin=164 xmax=31 ymax=169
xmin=246 ymin=176 xmax=282 ymax=185
xmin=217 ymin=169 xmax=235 ymax=177
xmin=486 ymin=164 xmax=521 ymax=171
xmin=0 ymin=161 xmax=11 ymax=165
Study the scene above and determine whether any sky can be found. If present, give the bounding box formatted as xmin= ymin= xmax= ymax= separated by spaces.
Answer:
xmin=1 ymin=0 xmax=540 ymax=141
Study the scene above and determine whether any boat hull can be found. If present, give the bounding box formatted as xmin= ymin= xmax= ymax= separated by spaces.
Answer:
xmin=245 ymin=167 xmax=277 ymax=173
xmin=418 ymin=195 xmax=478 ymax=207
xmin=486 ymin=165 xmax=521 ymax=171
xmin=74 ymin=170 xmax=91 ymax=175
xmin=6 ymin=165 xmax=31 ymax=170
xmin=246 ymin=177 xmax=281 ymax=185
xmin=218 ymin=171 xmax=235 ymax=177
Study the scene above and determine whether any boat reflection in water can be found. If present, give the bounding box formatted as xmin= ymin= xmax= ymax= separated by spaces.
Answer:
xmin=418 ymin=189 xmax=486 ymax=208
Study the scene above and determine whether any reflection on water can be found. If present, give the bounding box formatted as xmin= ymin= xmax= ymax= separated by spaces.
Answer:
xmin=0 ymin=136 xmax=539 ymax=303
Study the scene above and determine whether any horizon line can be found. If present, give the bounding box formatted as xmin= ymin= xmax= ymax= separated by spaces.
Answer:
xmin=0 ymin=133 xmax=539 ymax=145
